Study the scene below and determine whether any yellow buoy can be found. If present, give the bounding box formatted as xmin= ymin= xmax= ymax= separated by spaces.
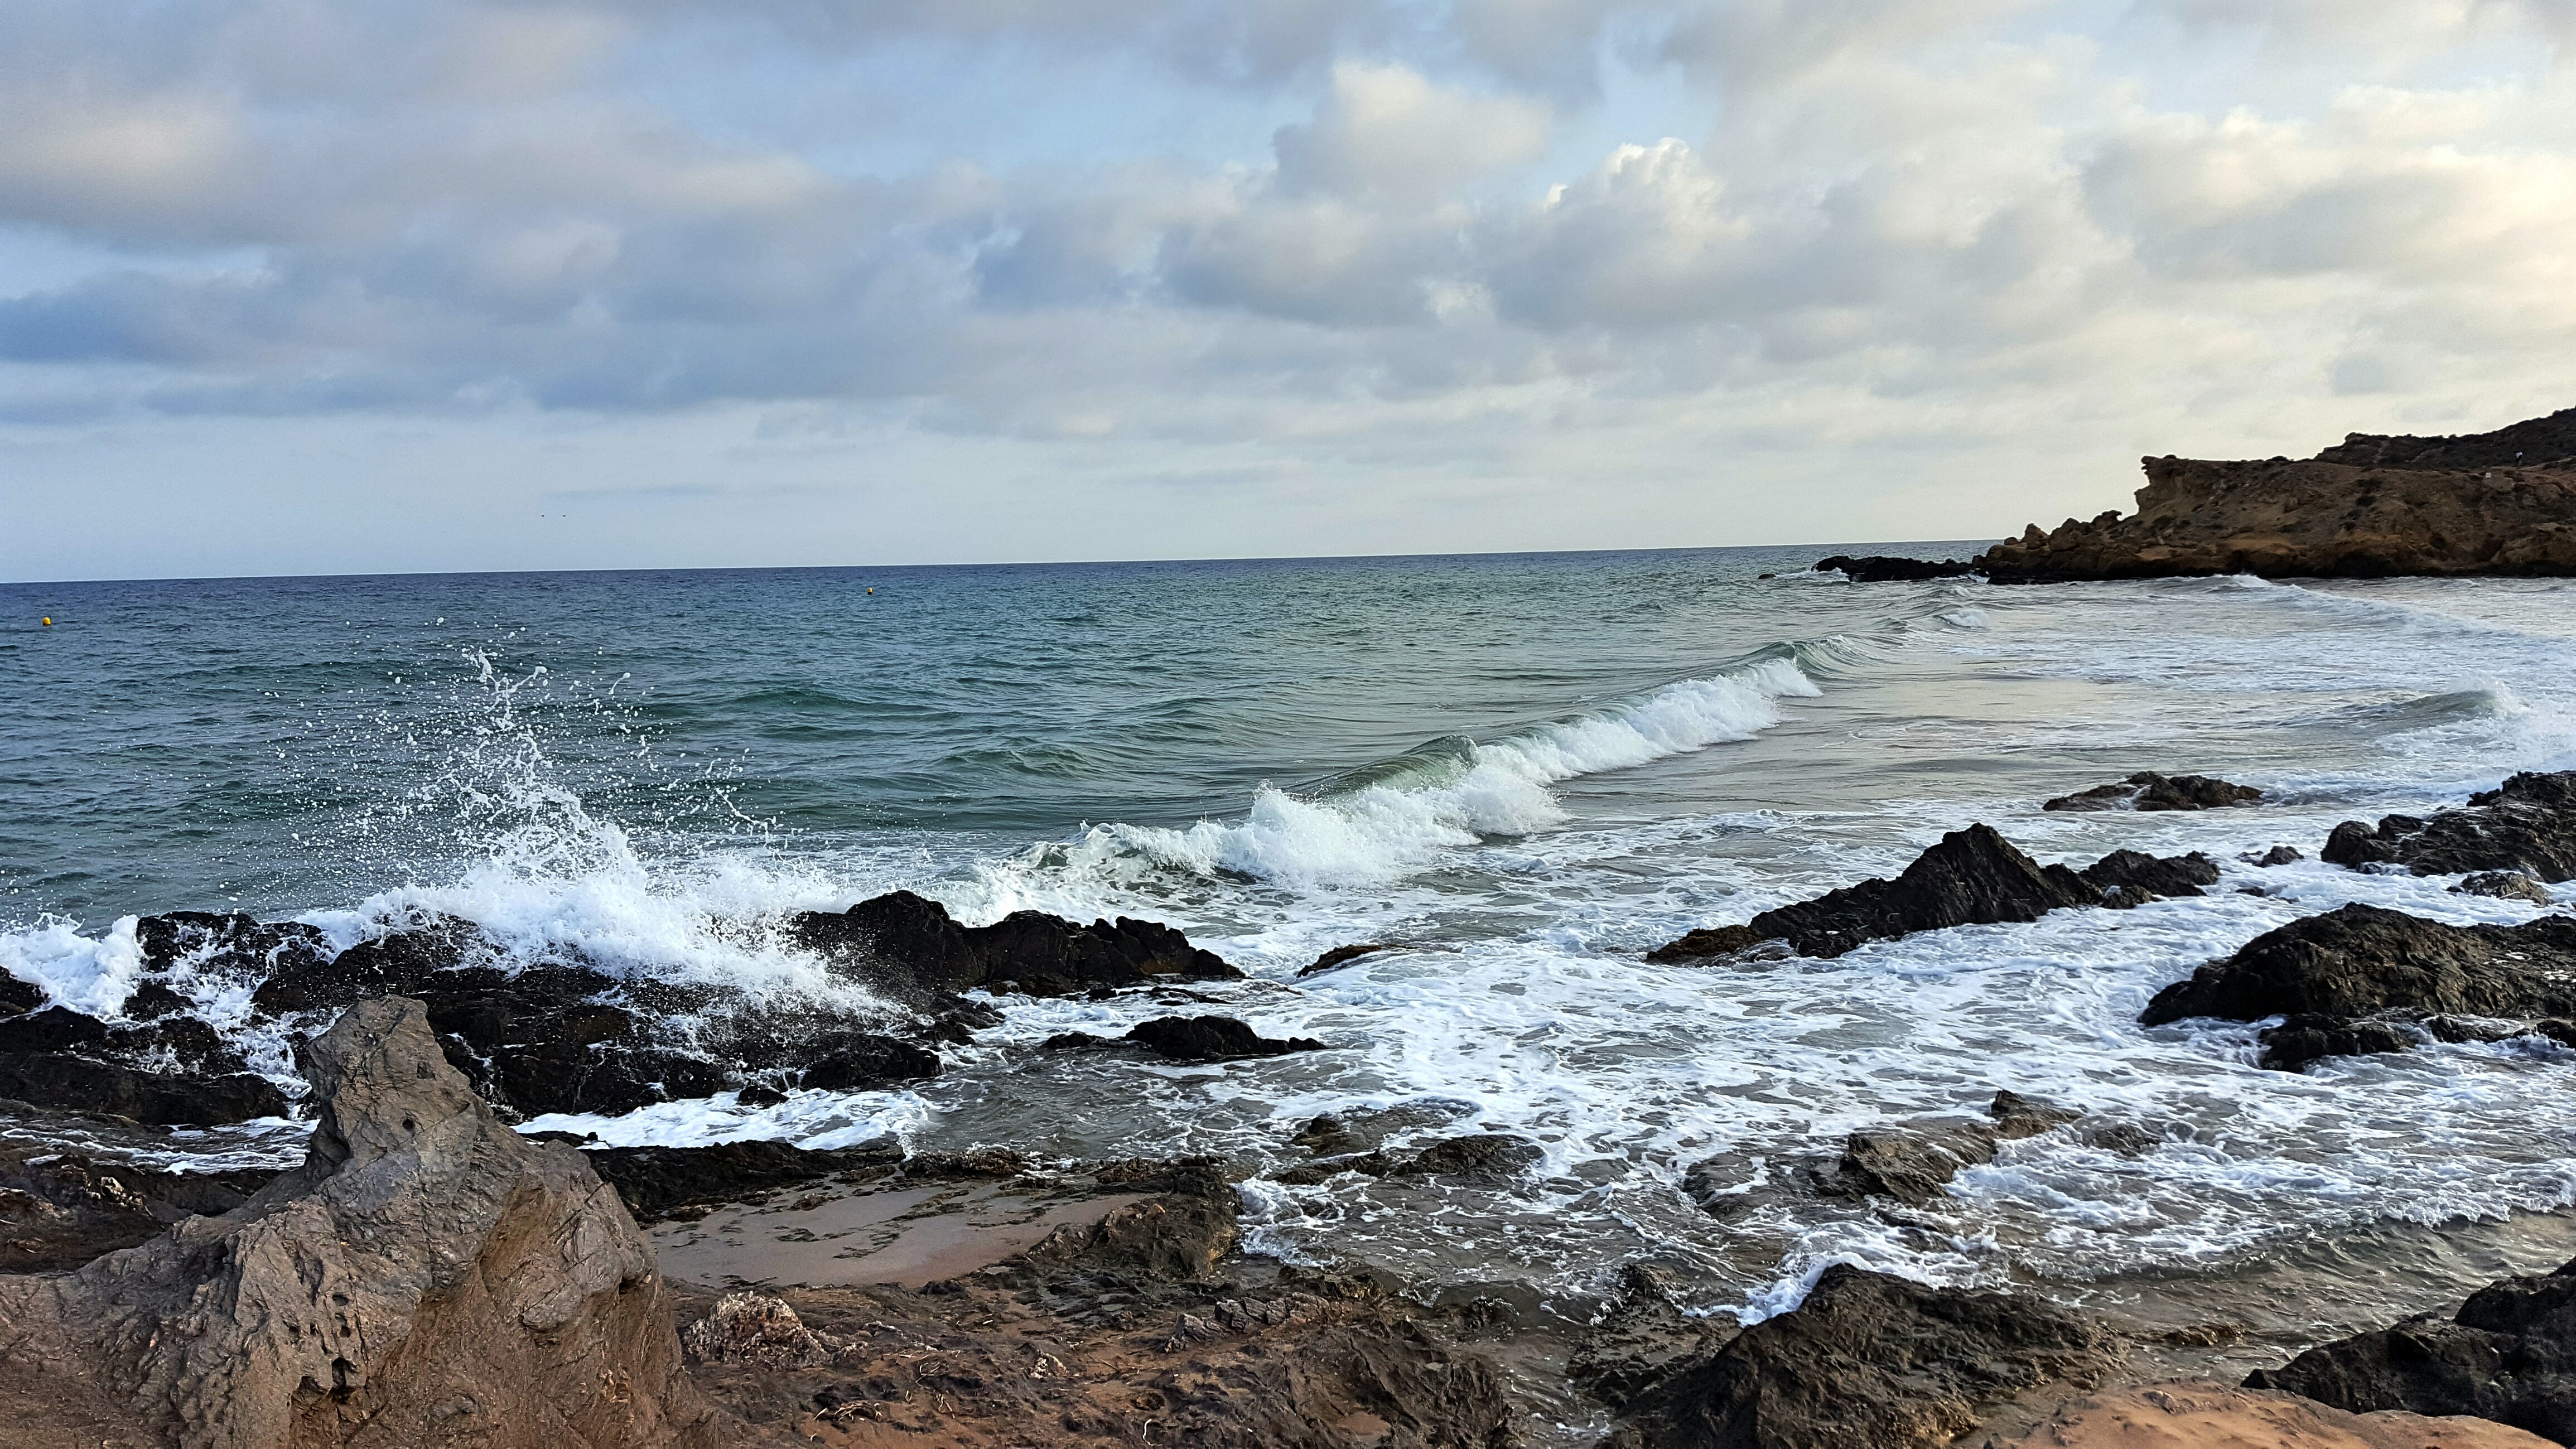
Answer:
xmin=866 ymin=587 xmax=874 ymax=595
xmin=40 ymin=617 xmax=51 ymax=626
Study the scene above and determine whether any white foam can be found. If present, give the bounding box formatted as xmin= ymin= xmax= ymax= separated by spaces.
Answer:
xmin=998 ymin=660 xmax=1820 ymax=890
xmin=0 ymin=915 xmax=145 ymax=1019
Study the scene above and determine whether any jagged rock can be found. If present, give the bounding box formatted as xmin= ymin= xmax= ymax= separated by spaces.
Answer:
xmin=1822 ymin=1093 xmax=2086 ymax=1205
xmin=2245 ymin=1255 xmax=2576 ymax=1442
xmin=2252 ymin=845 xmax=2306 ymax=867
xmin=2256 ymin=1015 xmax=2422 ymax=1071
xmin=421 ymin=962 xmax=733 ymax=1116
xmin=1273 ymin=1131 xmax=1542 ymax=1187
xmin=1299 ymin=941 xmax=1458 ymax=977
xmin=794 ymin=1031 xmax=942 ymax=1090
xmin=1989 ymin=1089 xmax=2083 ymax=1140
xmin=0 ymin=1143 xmax=275 ymax=1273
xmin=1615 ymin=1264 xmax=2123 ymax=1448
xmin=1124 ymin=1015 xmax=1324 ymax=1062
xmin=0 ymin=1005 xmax=287 ymax=1125
xmin=0 ymin=996 xmax=715 ymax=1448
xmin=1813 ymin=554 xmax=1977 ymax=582
xmin=248 ymin=912 xmax=485 ymax=1016
xmin=681 ymin=1292 xmax=848 ymax=1369
xmin=790 ymin=890 xmax=1241 ymax=997
xmin=1572 ymin=1264 xmax=1739 ymax=1408
xmin=2045 ymin=772 xmax=2264 ymax=812
xmin=0 ymin=973 xmax=45 ymax=1016
xmin=1013 ymin=1158 xmax=1243 ymax=1283
xmin=2457 ymin=871 xmax=2555 ymax=904
xmin=133 ymin=910 xmax=332 ymax=980
xmin=2323 ymin=773 xmax=2576 ymax=882
xmin=2081 ymin=849 xmax=2222 ymax=906
xmin=1650 ymin=827 xmax=2218 ymax=961
xmin=2143 ymin=904 xmax=2576 ymax=1028
xmin=1978 ymin=408 xmax=2576 ymax=583
xmin=581 ymin=1137 xmax=904 ymax=1224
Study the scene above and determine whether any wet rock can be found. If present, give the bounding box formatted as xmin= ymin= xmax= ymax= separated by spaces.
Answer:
xmin=2046 ymin=772 xmax=2265 ymax=812
xmin=1299 ymin=940 xmax=1458 ymax=977
xmin=582 ymin=1137 xmax=904 ymax=1224
xmin=0 ymin=996 xmax=716 ymax=1448
xmin=1574 ymin=1264 xmax=1739 ymax=1409
xmin=1288 ymin=1100 xmax=1478 ymax=1157
xmin=0 ymin=1005 xmax=286 ymax=1126
xmin=1125 ymin=1015 xmax=1323 ymax=1062
xmin=0 ymin=1144 xmax=276 ymax=1273
xmin=2245 ymin=1255 xmax=2576 ymax=1442
xmin=133 ymin=910 xmax=331 ymax=978
xmin=0 ymin=973 xmax=42 ymax=1017
xmin=1649 ymin=924 xmax=1771 ymax=962
xmin=2081 ymin=849 xmax=2223 ymax=906
xmin=794 ymin=1031 xmax=942 ymax=1090
xmin=1650 ymin=825 xmax=2104 ymax=960
xmin=2323 ymin=772 xmax=2576 ymax=882
xmin=1390 ymin=1132 xmax=1543 ymax=1183
xmin=2143 ymin=904 xmax=2576 ymax=1031
xmin=1014 ymin=1159 xmax=1243 ymax=1283
xmin=2252 ymin=844 xmax=2307 ymax=866
xmin=1830 ymin=1120 xmax=2003 ymax=1204
xmin=2257 ymin=1015 xmax=2423 ymax=1071
xmin=790 ymin=891 xmax=1242 ymax=997
xmin=422 ymin=962 xmax=733 ymax=1117
xmin=2457 ymin=871 xmax=2555 ymax=904
xmin=1990 ymin=1089 xmax=2083 ymax=1140
xmin=1616 ymin=1264 xmax=2123 ymax=1448
xmin=1814 ymin=554 xmax=1977 ymax=582
xmin=247 ymin=912 xmax=484 ymax=1016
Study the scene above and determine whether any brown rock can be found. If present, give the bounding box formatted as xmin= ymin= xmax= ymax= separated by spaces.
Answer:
xmin=0 ymin=996 xmax=716 ymax=1448
xmin=1993 ymin=1380 xmax=2554 ymax=1447
xmin=1979 ymin=409 xmax=2576 ymax=583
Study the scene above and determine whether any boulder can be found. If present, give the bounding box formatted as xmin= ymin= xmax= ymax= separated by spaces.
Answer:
xmin=1572 ymin=1264 xmax=1739 ymax=1408
xmin=1649 ymin=827 xmax=2213 ymax=961
xmin=133 ymin=910 xmax=332 ymax=980
xmin=0 ymin=972 xmax=44 ymax=1016
xmin=790 ymin=891 xmax=1241 ymax=997
xmin=2245 ymin=1256 xmax=2576 ymax=1443
xmin=2322 ymin=773 xmax=2576 ymax=882
xmin=1977 ymin=408 xmax=2576 ymax=583
xmin=1813 ymin=555 xmax=1977 ymax=583
xmin=793 ymin=1031 xmax=943 ymax=1090
xmin=1614 ymin=1264 xmax=2123 ymax=1448
xmin=2142 ymin=905 xmax=2576 ymax=1028
xmin=2457 ymin=872 xmax=2555 ymax=904
xmin=1124 ymin=1015 xmax=1324 ymax=1062
xmin=0 ymin=996 xmax=716 ymax=1448
xmin=0 ymin=1004 xmax=287 ymax=1126
xmin=2045 ymin=772 xmax=2264 ymax=812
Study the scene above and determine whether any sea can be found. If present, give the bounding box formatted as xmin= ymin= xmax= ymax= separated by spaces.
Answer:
xmin=6 ymin=548 xmax=2575 ymax=1359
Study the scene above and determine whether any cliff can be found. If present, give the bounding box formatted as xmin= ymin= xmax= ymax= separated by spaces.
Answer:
xmin=1979 ymin=408 xmax=2576 ymax=582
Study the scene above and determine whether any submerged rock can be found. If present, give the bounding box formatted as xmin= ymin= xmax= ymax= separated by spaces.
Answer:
xmin=2044 ymin=772 xmax=2264 ymax=812
xmin=2245 ymin=1255 xmax=2576 ymax=1442
xmin=0 ymin=996 xmax=715 ymax=1448
xmin=1648 ymin=826 xmax=2217 ymax=962
xmin=1045 ymin=1014 xmax=1325 ymax=1063
xmin=2141 ymin=904 xmax=2576 ymax=1070
xmin=1572 ymin=1264 xmax=1739 ymax=1409
xmin=1614 ymin=1264 xmax=2123 ymax=1448
xmin=2457 ymin=871 xmax=2555 ymax=904
xmin=1818 ymin=1091 xmax=2086 ymax=1205
xmin=1977 ymin=408 xmax=2576 ymax=583
xmin=1813 ymin=554 xmax=1977 ymax=582
xmin=2323 ymin=772 xmax=2576 ymax=882
xmin=791 ymin=889 xmax=1241 ymax=997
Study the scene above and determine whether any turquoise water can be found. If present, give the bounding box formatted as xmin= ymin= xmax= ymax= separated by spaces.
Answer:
xmin=5 ymin=550 xmax=2576 ymax=1321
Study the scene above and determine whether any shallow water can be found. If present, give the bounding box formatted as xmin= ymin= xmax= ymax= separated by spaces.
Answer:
xmin=5 ymin=549 xmax=2575 ymax=1327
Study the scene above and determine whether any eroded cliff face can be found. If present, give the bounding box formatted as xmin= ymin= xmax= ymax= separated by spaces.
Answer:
xmin=1980 ymin=408 xmax=2576 ymax=582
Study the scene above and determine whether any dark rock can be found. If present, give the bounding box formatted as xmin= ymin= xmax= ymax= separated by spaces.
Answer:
xmin=2457 ymin=871 xmax=2555 ymax=904
xmin=581 ymin=1138 xmax=904 ymax=1224
xmin=0 ymin=1146 xmax=276 ymax=1272
xmin=1387 ymin=1132 xmax=1542 ymax=1183
xmin=1647 ymin=925 xmax=1769 ymax=963
xmin=120 ymin=981 xmax=190 ymax=1019
xmin=2080 ymin=849 xmax=2222 ymax=906
xmin=2245 ymin=1255 xmax=2576 ymax=1441
xmin=789 ymin=892 xmax=1241 ymax=998
xmin=1651 ymin=825 xmax=2103 ymax=961
xmin=1299 ymin=941 xmax=1458 ymax=977
xmin=1829 ymin=1121 xmax=2000 ymax=1204
xmin=1123 ymin=1015 xmax=1324 ymax=1062
xmin=0 ymin=1054 xmax=287 ymax=1127
xmin=422 ymin=963 xmax=730 ymax=1117
xmin=0 ymin=974 xmax=42 ymax=1017
xmin=733 ymin=1082 xmax=786 ymax=1108
xmin=132 ymin=910 xmax=331 ymax=978
xmin=2045 ymin=772 xmax=2264 ymax=812
xmin=797 ymin=1032 xmax=942 ymax=1090
xmin=247 ymin=913 xmax=487 ymax=1016
xmin=1989 ymin=1089 xmax=2082 ymax=1140
xmin=2322 ymin=771 xmax=2576 ymax=882
xmin=2251 ymin=845 xmax=2305 ymax=866
xmin=1813 ymin=555 xmax=1977 ymax=582
xmin=2256 ymin=1015 xmax=2420 ymax=1071
xmin=1572 ymin=1264 xmax=1738 ymax=1409
xmin=1617 ymin=1264 xmax=2122 ymax=1448
xmin=2142 ymin=904 xmax=2576 ymax=1028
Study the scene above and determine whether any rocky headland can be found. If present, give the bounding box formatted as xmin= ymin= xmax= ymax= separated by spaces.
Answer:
xmin=1813 ymin=406 xmax=2576 ymax=583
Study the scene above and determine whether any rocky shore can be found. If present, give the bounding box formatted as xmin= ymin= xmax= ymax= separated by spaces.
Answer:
xmin=1817 ymin=406 xmax=2576 ymax=583
xmin=6 ymin=767 xmax=2576 ymax=1445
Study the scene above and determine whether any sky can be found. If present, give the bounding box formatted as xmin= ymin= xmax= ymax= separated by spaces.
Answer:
xmin=2 ymin=1 xmax=2573 ymax=582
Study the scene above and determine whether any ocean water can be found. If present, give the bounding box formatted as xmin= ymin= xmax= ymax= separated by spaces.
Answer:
xmin=6 ymin=549 xmax=2576 ymax=1331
